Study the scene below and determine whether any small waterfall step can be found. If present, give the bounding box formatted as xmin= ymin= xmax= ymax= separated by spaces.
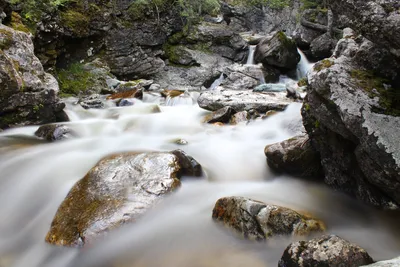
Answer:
xmin=246 ymin=45 xmax=257 ymax=65
xmin=296 ymin=48 xmax=314 ymax=79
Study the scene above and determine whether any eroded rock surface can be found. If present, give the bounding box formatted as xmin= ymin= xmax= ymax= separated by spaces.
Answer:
xmin=279 ymin=235 xmax=374 ymax=267
xmin=212 ymin=196 xmax=325 ymax=241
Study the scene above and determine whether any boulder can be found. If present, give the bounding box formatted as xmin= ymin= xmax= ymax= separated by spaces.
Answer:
xmin=204 ymin=106 xmax=235 ymax=124
xmin=279 ymin=235 xmax=374 ymax=267
xmin=198 ymin=90 xmax=294 ymax=113
xmin=265 ymin=134 xmax=323 ymax=178
xmin=78 ymin=94 xmax=105 ymax=109
xmin=0 ymin=24 xmax=67 ymax=129
xmin=361 ymin=256 xmax=400 ymax=267
xmin=302 ymin=30 xmax=400 ymax=209
xmin=292 ymin=25 xmax=322 ymax=50
xmin=212 ymin=196 xmax=325 ymax=241
xmin=45 ymin=150 xmax=202 ymax=247
xmin=106 ymin=89 xmax=143 ymax=101
xmin=255 ymin=31 xmax=300 ymax=70
xmin=171 ymin=149 xmax=203 ymax=177
xmin=34 ymin=124 xmax=73 ymax=142
xmin=310 ymin=33 xmax=338 ymax=60
xmin=230 ymin=111 xmax=249 ymax=125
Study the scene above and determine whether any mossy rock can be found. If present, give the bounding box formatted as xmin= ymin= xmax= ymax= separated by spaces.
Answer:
xmin=0 ymin=28 xmax=14 ymax=50
xmin=313 ymin=59 xmax=334 ymax=72
xmin=60 ymin=9 xmax=90 ymax=37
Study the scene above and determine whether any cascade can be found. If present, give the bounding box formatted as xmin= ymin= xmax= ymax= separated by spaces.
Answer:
xmin=246 ymin=45 xmax=256 ymax=65
xmin=296 ymin=48 xmax=313 ymax=79
xmin=208 ymin=73 xmax=225 ymax=90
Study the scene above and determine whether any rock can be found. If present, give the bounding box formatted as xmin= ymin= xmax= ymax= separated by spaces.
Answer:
xmin=117 ymin=99 xmax=134 ymax=107
xmin=212 ymin=196 xmax=325 ymax=241
xmin=106 ymin=78 xmax=121 ymax=89
xmin=78 ymin=94 xmax=105 ymax=109
xmin=265 ymin=134 xmax=323 ymax=178
xmin=253 ymin=83 xmax=286 ymax=93
xmin=106 ymin=89 xmax=143 ymax=100
xmin=310 ymin=33 xmax=338 ymax=60
xmin=230 ymin=111 xmax=249 ymax=125
xmin=286 ymin=82 xmax=302 ymax=100
xmin=45 ymin=151 xmax=202 ymax=247
xmin=171 ymin=149 xmax=203 ymax=177
xmin=361 ymin=256 xmax=400 ymax=267
xmin=292 ymin=25 xmax=322 ymax=50
xmin=161 ymin=90 xmax=185 ymax=98
xmin=302 ymin=31 xmax=400 ymax=208
xmin=204 ymin=106 xmax=236 ymax=124
xmin=34 ymin=124 xmax=73 ymax=142
xmin=148 ymin=83 xmax=161 ymax=91
xmin=255 ymin=31 xmax=300 ymax=70
xmin=279 ymin=235 xmax=374 ymax=267
xmin=164 ymin=45 xmax=199 ymax=66
xmin=198 ymin=90 xmax=294 ymax=113
xmin=0 ymin=24 xmax=67 ymax=129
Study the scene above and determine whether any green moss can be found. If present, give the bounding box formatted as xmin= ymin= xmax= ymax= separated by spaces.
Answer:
xmin=8 ymin=12 xmax=31 ymax=33
xmin=33 ymin=103 xmax=44 ymax=113
xmin=304 ymin=103 xmax=310 ymax=112
xmin=56 ymin=63 xmax=96 ymax=96
xmin=298 ymin=78 xmax=308 ymax=87
xmin=314 ymin=120 xmax=320 ymax=128
xmin=0 ymin=28 xmax=14 ymax=50
xmin=60 ymin=10 xmax=90 ymax=36
xmin=314 ymin=59 xmax=334 ymax=72
xmin=350 ymin=69 xmax=400 ymax=116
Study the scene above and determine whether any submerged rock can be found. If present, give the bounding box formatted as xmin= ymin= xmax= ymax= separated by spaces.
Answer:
xmin=255 ymin=31 xmax=300 ymax=70
xmin=78 ymin=94 xmax=105 ymax=109
xmin=34 ymin=124 xmax=73 ymax=142
xmin=204 ymin=106 xmax=236 ymax=124
xmin=45 ymin=151 xmax=202 ymax=247
xmin=212 ymin=196 xmax=325 ymax=241
xmin=198 ymin=90 xmax=294 ymax=113
xmin=279 ymin=235 xmax=374 ymax=267
xmin=0 ymin=24 xmax=67 ymax=129
xmin=265 ymin=134 xmax=322 ymax=179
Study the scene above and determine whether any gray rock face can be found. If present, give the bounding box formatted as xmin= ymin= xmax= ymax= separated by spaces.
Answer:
xmin=330 ymin=0 xmax=400 ymax=57
xmin=255 ymin=31 xmax=300 ymax=70
xmin=310 ymin=33 xmax=338 ymax=60
xmin=0 ymin=24 xmax=67 ymax=129
xmin=34 ymin=124 xmax=73 ymax=142
xmin=361 ymin=256 xmax=400 ymax=267
xmin=45 ymin=151 xmax=202 ymax=247
xmin=265 ymin=134 xmax=323 ymax=179
xmin=212 ymin=196 xmax=325 ymax=241
xmin=302 ymin=31 xmax=400 ymax=209
xmin=198 ymin=90 xmax=294 ymax=113
xmin=204 ymin=106 xmax=236 ymax=124
xmin=279 ymin=235 xmax=374 ymax=267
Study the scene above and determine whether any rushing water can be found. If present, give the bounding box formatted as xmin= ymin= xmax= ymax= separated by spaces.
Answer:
xmin=246 ymin=45 xmax=256 ymax=65
xmin=0 ymin=93 xmax=400 ymax=267
xmin=296 ymin=48 xmax=313 ymax=79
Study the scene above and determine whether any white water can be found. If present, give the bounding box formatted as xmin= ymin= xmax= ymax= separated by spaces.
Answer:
xmin=296 ymin=48 xmax=313 ymax=79
xmin=246 ymin=45 xmax=256 ymax=65
xmin=208 ymin=73 xmax=225 ymax=90
xmin=0 ymin=95 xmax=400 ymax=267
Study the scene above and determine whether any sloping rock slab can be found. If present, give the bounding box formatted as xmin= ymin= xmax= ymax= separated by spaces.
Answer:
xmin=212 ymin=196 xmax=325 ymax=241
xmin=46 ymin=151 xmax=202 ymax=247
xmin=279 ymin=235 xmax=374 ymax=267
xmin=198 ymin=90 xmax=294 ymax=113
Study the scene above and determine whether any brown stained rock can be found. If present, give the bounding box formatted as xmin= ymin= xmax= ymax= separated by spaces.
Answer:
xmin=212 ymin=196 xmax=325 ymax=241
xmin=204 ymin=106 xmax=236 ymax=124
xmin=46 ymin=151 xmax=202 ymax=247
xmin=230 ymin=111 xmax=248 ymax=125
xmin=106 ymin=89 xmax=143 ymax=100
xmin=160 ymin=90 xmax=185 ymax=98
xmin=279 ymin=235 xmax=374 ymax=267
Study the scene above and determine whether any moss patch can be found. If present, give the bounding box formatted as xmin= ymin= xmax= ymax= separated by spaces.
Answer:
xmin=314 ymin=59 xmax=334 ymax=72
xmin=0 ymin=28 xmax=14 ymax=50
xmin=350 ymin=70 xmax=400 ymax=116
xmin=298 ymin=78 xmax=308 ymax=87
xmin=56 ymin=63 xmax=96 ymax=96
xmin=60 ymin=9 xmax=90 ymax=36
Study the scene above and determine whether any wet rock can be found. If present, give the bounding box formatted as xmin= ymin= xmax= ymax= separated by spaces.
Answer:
xmin=292 ymin=25 xmax=322 ymax=50
xmin=46 ymin=150 xmax=202 ymax=247
xmin=106 ymin=89 xmax=143 ymax=101
xmin=198 ymin=90 xmax=294 ymax=113
xmin=286 ymin=82 xmax=302 ymax=100
xmin=148 ymin=83 xmax=161 ymax=91
xmin=310 ymin=33 xmax=338 ymax=60
xmin=212 ymin=196 xmax=325 ymax=241
xmin=279 ymin=235 xmax=374 ymax=267
xmin=161 ymin=90 xmax=185 ymax=98
xmin=171 ymin=149 xmax=202 ymax=177
xmin=265 ymin=134 xmax=322 ymax=178
xmin=204 ymin=107 xmax=235 ymax=124
xmin=0 ymin=24 xmax=67 ymax=129
xmin=117 ymin=99 xmax=134 ymax=107
xmin=255 ymin=31 xmax=300 ymax=70
xmin=361 ymin=256 xmax=400 ymax=267
xmin=78 ymin=94 xmax=105 ymax=109
xmin=34 ymin=124 xmax=73 ymax=142
xmin=230 ymin=111 xmax=249 ymax=125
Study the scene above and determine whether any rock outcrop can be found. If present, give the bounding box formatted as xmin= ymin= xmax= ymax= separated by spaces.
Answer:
xmin=265 ymin=134 xmax=323 ymax=179
xmin=0 ymin=24 xmax=67 ymax=129
xmin=302 ymin=27 xmax=400 ymax=209
xmin=212 ymin=196 xmax=325 ymax=241
xmin=46 ymin=151 xmax=202 ymax=247
xmin=279 ymin=235 xmax=374 ymax=267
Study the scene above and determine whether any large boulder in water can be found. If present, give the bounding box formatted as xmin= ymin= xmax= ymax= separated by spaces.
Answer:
xmin=301 ymin=28 xmax=400 ymax=209
xmin=265 ymin=134 xmax=323 ymax=179
xmin=45 ymin=151 xmax=202 ymax=247
xmin=198 ymin=90 xmax=294 ymax=113
xmin=212 ymin=196 xmax=325 ymax=241
xmin=0 ymin=24 xmax=67 ymax=129
xmin=255 ymin=31 xmax=300 ymax=70
xmin=279 ymin=235 xmax=374 ymax=267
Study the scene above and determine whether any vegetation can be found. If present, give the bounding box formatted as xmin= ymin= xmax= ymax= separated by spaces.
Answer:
xmin=226 ymin=0 xmax=292 ymax=9
xmin=298 ymin=78 xmax=308 ymax=87
xmin=56 ymin=63 xmax=96 ymax=97
xmin=314 ymin=59 xmax=334 ymax=72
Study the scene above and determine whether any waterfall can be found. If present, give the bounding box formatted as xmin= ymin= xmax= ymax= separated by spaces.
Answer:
xmin=296 ymin=48 xmax=313 ymax=79
xmin=208 ymin=73 xmax=225 ymax=90
xmin=246 ymin=45 xmax=256 ymax=65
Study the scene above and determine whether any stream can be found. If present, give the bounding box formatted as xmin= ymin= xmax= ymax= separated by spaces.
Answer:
xmin=0 ymin=51 xmax=399 ymax=267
